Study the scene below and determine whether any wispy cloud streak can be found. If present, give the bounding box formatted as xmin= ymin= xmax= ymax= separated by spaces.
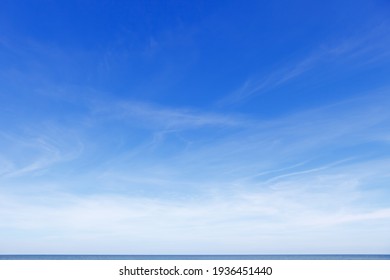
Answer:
xmin=221 ymin=22 xmax=390 ymax=105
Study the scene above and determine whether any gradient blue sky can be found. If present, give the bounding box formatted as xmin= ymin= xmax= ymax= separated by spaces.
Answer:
xmin=1 ymin=0 xmax=390 ymax=254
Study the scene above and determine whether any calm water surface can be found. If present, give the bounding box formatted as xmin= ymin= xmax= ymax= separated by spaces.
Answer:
xmin=1 ymin=255 xmax=389 ymax=260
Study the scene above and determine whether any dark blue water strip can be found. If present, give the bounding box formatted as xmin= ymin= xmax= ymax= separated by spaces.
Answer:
xmin=0 ymin=255 xmax=389 ymax=260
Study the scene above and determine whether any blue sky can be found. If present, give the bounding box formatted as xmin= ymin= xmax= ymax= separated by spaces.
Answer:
xmin=1 ymin=0 xmax=390 ymax=254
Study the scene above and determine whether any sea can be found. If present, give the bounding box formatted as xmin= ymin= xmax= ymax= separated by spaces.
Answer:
xmin=0 ymin=255 xmax=389 ymax=260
